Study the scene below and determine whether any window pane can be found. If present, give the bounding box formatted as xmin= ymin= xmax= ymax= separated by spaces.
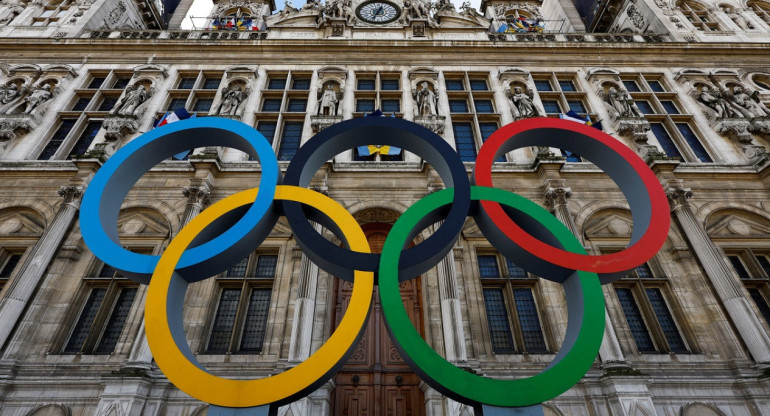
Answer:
xmin=267 ymin=78 xmax=286 ymax=89
xmin=95 ymin=288 xmax=137 ymax=353
xmin=478 ymin=255 xmax=500 ymax=278
xmin=382 ymin=99 xmax=400 ymax=112
xmin=112 ymin=77 xmax=131 ymax=89
xmin=98 ymin=97 xmax=117 ymax=111
xmin=445 ymin=79 xmax=464 ymax=91
xmin=660 ymin=101 xmax=679 ymax=115
xmin=474 ymin=100 xmax=494 ymax=113
xmin=470 ymin=79 xmax=488 ymax=91
xmin=636 ymin=263 xmax=654 ymax=279
xmin=277 ymin=121 xmax=303 ymax=161
xmin=357 ymin=79 xmax=375 ymax=90
xmin=38 ymin=120 xmax=76 ymax=160
xmin=356 ymin=99 xmax=374 ymax=113
xmin=193 ymin=98 xmax=213 ymax=112
xmin=178 ymin=77 xmax=197 ymax=89
xmin=72 ymin=97 xmax=91 ymax=111
xmin=615 ymin=288 xmax=655 ymax=352
xmin=483 ymin=288 xmax=515 ymax=353
xmin=257 ymin=121 xmax=277 ymax=144
xmin=650 ymin=123 xmax=683 ymax=159
xmin=748 ymin=288 xmax=770 ymax=327
xmin=69 ymin=121 xmax=102 ymax=158
xmin=292 ymin=78 xmax=310 ymax=90
xmin=728 ymin=255 xmax=751 ymax=279
xmin=167 ymin=98 xmax=187 ymax=111
xmin=381 ymin=79 xmax=400 ymax=90
xmin=207 ymin=288 xmax=241 ymax=353
xmin=287 ymin=99 xmax=307 ymax=112
xmin=98 ymin=263 xmax=118 ymax=278
xmin=239 ymin=288 xmax=272 ymax=352
xmin=41 ymin=9 xmax=55 ymax=18
xmin=645 ymin=288 xmax=687 ymax=353
xmin=648 ymin=80 xmax=665 ymax=92
xmin=0 ymin=254 xmax=22 ymax=278
xmin=558 ymin=80 xmax=576 ymax=91
xmin=534 ymin=80 xmax=552 ymax=91
xmin=227 ymin=257 xmax=249 ymax=277
xmin=449 ymin=100 xmax=468 ymax=113
xmin=623 ymin=81 xmax=641 ymax=92
xmin=676 ymin=123 xmax=712 ymax=162
xmin=202 ymin=78 xmax=220 ymax=89
xmin=262 ymin=98 xmax=282 ymax=112
xmin=64 ymin=288 xmax=107 ymax=353
xmin=635 ymin=101 xmax=654 ymax=114
xmin=452 ymin=122 xmax=476 ymax=162
xmin=567 ymin=100 xmax=586 ymax=113
xmin=505 ymin=259 xmax=528 ymax=279
xmin=757 ymin=255 xmax=770 ymax=277
xmin=541 ymin=100 xmax=561 ymax=113
xmin=513 ymin=289 xmax=546 ymax=353
xmin=256 ymin=255 xmax=278 ymax=277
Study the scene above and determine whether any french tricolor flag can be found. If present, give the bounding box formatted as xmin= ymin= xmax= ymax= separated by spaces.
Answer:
xmin=154 ymin=108 xmax=196 ymax=159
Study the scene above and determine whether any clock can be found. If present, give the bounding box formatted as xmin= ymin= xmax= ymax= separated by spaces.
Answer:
xmin=356 ymin=0 xmax=401 ymax=24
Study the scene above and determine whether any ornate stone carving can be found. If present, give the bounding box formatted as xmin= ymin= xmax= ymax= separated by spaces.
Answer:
xmin=310 ymin=114 xmax=343 ymax=132
xmin=182 ymin=185 xmax=211 ymax=207
xmin=106 ymin=0 xmax=127 ymax=27
xmin=213 ymin=83 xmax=249 ymax=117
xmin=102 ymin=116 xmax=140 ymax=143
xmin=616 ymin=117 xmax=652 ymax=141
xmin=626 ymin=4 xmax=646 ymax=29
xmin=414 ymin=115 xmax=445 ymax=134
xmin=603 ymin=86 xmax=643 ymax=118
xmin=110 ymin=83 xmax=150 ymax=117
xmin=506 ymin=85 xmax=539 ymax=120
xmin=414 ymin=81 xmax=438 ymax=117
xmin=544 ymin=186 xmax=572 ymax=211
xmin=665 ymin=181 xmax=693 ymax=212
xmin=317 ymin=81 xmax=340 ymax=116
xmin=58 ymin=185 xmax=85 ymax=204
xmin=0 ymin=114 xmax=39 ymax=144
xmin=331 ymin=22 xmax=345 ymax=36
xmin=21 ymin=83 xmax=53 ymax=115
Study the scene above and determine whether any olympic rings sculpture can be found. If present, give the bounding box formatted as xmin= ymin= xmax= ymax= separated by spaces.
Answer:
xmin=79 ymin=116 xmax=670 ymax=414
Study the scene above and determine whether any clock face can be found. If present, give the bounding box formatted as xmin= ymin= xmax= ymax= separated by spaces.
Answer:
xmin=356 ymin=1 xmax=401 ymax=24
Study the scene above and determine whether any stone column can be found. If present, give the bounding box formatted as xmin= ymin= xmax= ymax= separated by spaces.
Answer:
xmin=666 ymin=180 xmax=770 ymax=365
xmin=0 ymin=185 xmax=83 ymax=349
xmin=125 ymin=183 xmax=211 ymax=367
xmin=544 ymin=183 xmax=628 ymax=366
xmin=436 ymin=247 xmax=468 ymax=363
xmin=288 ymin=240 xmax=321 ymax=362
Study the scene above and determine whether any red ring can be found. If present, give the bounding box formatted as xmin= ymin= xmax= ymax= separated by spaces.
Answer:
xmin=473 ymin=118 xmax=670 ymax=283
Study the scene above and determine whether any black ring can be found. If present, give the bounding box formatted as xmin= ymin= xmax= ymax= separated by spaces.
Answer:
xmin=282 ymin=117 xmax=471 ymax=282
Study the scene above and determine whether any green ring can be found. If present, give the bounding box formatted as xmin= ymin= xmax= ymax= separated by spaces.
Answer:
xmin=379 ymin=186 xmax=605 ymax=407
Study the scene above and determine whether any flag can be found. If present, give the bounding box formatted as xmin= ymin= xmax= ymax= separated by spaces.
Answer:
xmin=357 ymin=145 xmax=401 ymax=156
xmin=154 ymin=108 xmax=196 ymax=160
xmin=225 ymin=18 xmax=234 ymax=29
xmin=559 ymin=110 xmax=603 ymax=131
xmin=243 ymin=18 xmax=254 ymax=30
xmin=497 ymin=24 xmax=509 ymax=33
xmin=211 ymin=19 xmax=221 ymax=30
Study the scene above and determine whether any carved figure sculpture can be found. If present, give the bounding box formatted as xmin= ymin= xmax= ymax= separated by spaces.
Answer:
xmin=509 ymin=86 xmax=538 ymax=118
xmin=23 ymin=84 xmax=53 ymax=115
xmin=436 ymin=0 xmax=455 ymax=12
xmin=217 ymin=85 xmax=246 ymax=116
xmin=729 ymin=11 xmax=751 ymax=29
xmin=605 ymin=87 xmax=642 ymax=118
xmin=318 ymin=84 xmax=339 ymax=116
xmin=280 ymin=0 xmax=298 ymax=18
xmin=729 ymin=85 xmax=770 ymax=118
xmin=414 ymin=81 xmax=438 ymax=116
xmin=303 ymin=0 xmax=321 ymax=10
xmin=698 ymin=85 xmax=735 ymax=119
xmin=1 ymin=82 xmax=21 ymax=104
xmin=110 ymin=84 xmax=148 ymax=117
xmin=405 ymin=0 xmax=431 ymax=19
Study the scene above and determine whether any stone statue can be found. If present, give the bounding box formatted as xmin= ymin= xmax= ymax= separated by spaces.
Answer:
xmin=405 ymin=0 xmax=431 ymax=20
xmin=317 ymin=84 xmax=339 ymax=116
xmin=280 ymin=0 xmax=298 ymax=18
xmin=23 ymin=84 xmax=53 ymax=115
xmin=302 ymin=0 xmax=321 ymax=10
xmin=436 ymin=0 xmax=455 ymax=12
xmin=460 ymin=1 xmax=479 ymax=18
xmin=110 ymin=84 xmax=148 ymax=117
xmin=698 ymin=85 xmax=735 ymax=119
xmin=216 ymin=84 xmax=246 ymax=116
xmin=1 ymin=82 xmax=21 ymax=105
xmin=508 ymin=86 xmax=538 ymax=118
xmin=605 ymin=86 xmax=642 ymax=118
xmin=414 ymin=81 xmax=438 ymax=116
xmin=728 ymin=11 xmax=751 ymax=30
xmin=729 ymin=85 xmax=770 ymax=118
xmin=0 ymin=7 xmax=22 ymax=25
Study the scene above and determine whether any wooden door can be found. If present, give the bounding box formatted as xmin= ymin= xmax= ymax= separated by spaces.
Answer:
xmin=330 ymin=223 xmax=425 ymax=416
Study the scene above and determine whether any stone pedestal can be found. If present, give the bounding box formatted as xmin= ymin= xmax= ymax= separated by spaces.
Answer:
xmin=414 ymin=115 xmax=445 ymax=135
xmin=0 ymin=114 xmax=39 ymax=151
xmin=310 ymin=114 xmax=343 ymax=133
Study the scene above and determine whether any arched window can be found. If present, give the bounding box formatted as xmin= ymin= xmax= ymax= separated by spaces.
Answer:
xmin=32 ymin=0 xmax=72 ymax=27
xmin=748 ymin=0 xmax=770 ymax=24
xmin=211 ymin=7 xmax=255 ymax=30
xmin=677 ymin=0 xmax=720 ymax=31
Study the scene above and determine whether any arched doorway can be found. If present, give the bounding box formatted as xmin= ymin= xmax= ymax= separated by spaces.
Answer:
xmin=330 ymin=222 xmax=425 ymax=416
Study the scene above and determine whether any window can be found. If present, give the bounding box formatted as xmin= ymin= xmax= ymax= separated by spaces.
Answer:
xmin=453 ymin=123 xmax=477 ymax=162
xmin=201 ymin=77 xmax=221 ymax=89
xmin=87 ymin=77 xmax=105 ymax=89
xmin=164 ymin=71 xmax=222 ymax=117
xmin=32 ymin=0 xmax=71 ymax=26
xmin=624 ymin=73 xmax=712 ymax=162
xmin=614 ymin=263 xmax=688 ymax=353
xmin=356 ymin=99 xmax=375 ymax=113
xmin=38 ymin=120 xmax=76 ymax=160
xmin=558 ymin=80 xmax=576 ymax=91
xmin=727 ymin=252 xmax=770 ymax=328
xmin=475 ymin=100 xmax=494 ymax=113
xmin=0 ymin=252 xmax=23 ymax=290
xmin=445 ymin=79 xmax=464 ymax=91
xmin=178 ymin=77 xmax=197 ymax=89
xmin=63 ymin=262 xmax=138 ymax=354
xmin=112 ymin=77 xmax=131 ymax=90
xmin=97 ymin=97 xmax=117 ymax=112
xmin=677 ymin=0 xmax=721 ymax=31
xmin=257 ymin=121 xmax=277 ymax=144
xmin=470 ymin=79 xmax=488 ymax=91
xmin=748 ymin=0 xmax=770 ymax=24
xmin=541 ymin=100 xmax=561 ymax=114
xmin=262 ymin=98 xmax=282 ymax=112
xmin=287 ymin=98 xmax=307 ymax=112
xmin=380 ymin=78 xmax=400 ymax=90
xmin=193 ymin=98 xmax=213 ymax=112
xmin=478 ymin=253 xmax=547 ymax=354
xmin=533 ymin=73 xmax=591 ymax=119
xmin=354 ymin=72 xmax=402 ymax=117
xmin=623 ymin=80 xmax=641 ymax=92
xmin=382 ymin=99 xmax=400 ymax=113
xmin=534 ymin=80 xmax=552 ymax=92
xmin=446 ymin=73 xmax=501 ymax=162
xmin=68 ymin=121 xmax=102 ymax=158
xmin=292 ymin=78 xmax=310 ymax=90
xmin=71 ymin=97 xmax=91 ymax=111
xmin=268 ymin=77 xmax=287 ymax=90
xmin=38 ymin=120 xmax=101 ymax=160
xmin=277 ymin=121 xmax=302 ymax=161
xmin=167 ymin=97 xmax=188 ymax=111
xmin=357 ymin=79 xmax=376 ymax=90
xmin=206 ymin=254 xmax=276 ymax=354
xmin=449 ymin=100 xmax=469 ymax=113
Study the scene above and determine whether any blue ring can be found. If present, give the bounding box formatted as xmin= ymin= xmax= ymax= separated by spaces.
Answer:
xmin=79 ymin=117 xmax=279 ymax=284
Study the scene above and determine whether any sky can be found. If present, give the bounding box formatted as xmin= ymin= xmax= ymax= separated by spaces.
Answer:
xmin=181 ymin=0 xmax=482 ymax=30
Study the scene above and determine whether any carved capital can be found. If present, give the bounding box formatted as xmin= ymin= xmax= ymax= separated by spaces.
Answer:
xmin=665 ymin=181 xmax=692 ymax=211
xmin=713 ymin=118 xmax=754 ymax=144
xmin=58 ymin=185 xmax=84 ymax=204
xmin=103 ymin=115 xmax=139 ymax=141
xmin=544 ymin=186 xmax=572 ymax=210
xmin=615 ymin=117 xmax=651 ymax=143
xmin=182 ymin=185 xmax=211 ymax=207
xmin=414 ymin=115 xmax=446 ymax=135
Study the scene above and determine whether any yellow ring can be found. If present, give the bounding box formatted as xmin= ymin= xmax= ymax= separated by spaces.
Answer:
xmin=145 ymin=185 xmax=373 ymax=407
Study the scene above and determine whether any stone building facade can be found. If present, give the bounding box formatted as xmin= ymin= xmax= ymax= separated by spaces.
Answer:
xmin=0 ymin=0 xmax=770 ymax=414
